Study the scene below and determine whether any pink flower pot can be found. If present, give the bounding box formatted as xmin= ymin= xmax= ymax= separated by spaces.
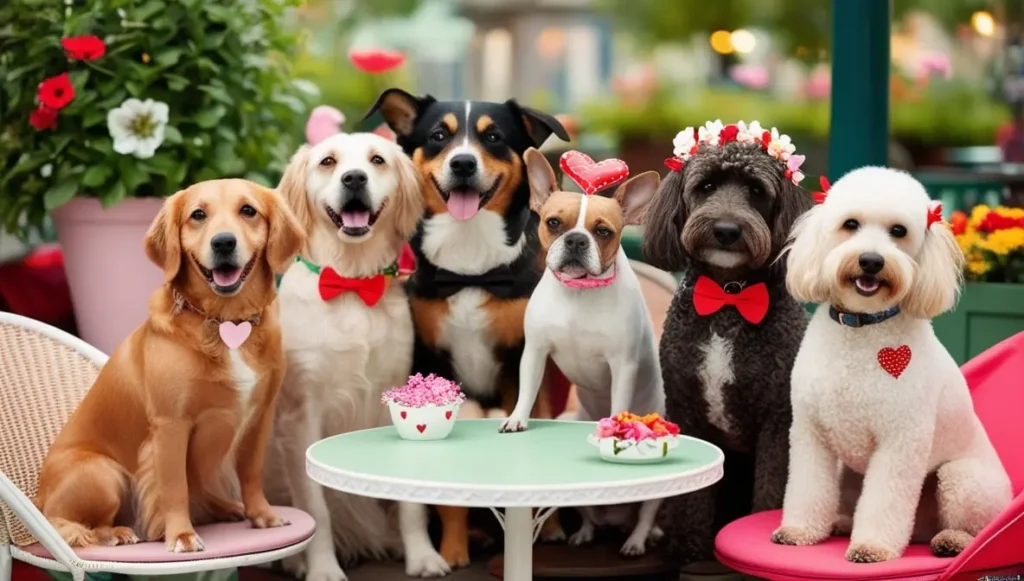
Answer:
xmin=52 ymin=197 xmax=165 ymax=354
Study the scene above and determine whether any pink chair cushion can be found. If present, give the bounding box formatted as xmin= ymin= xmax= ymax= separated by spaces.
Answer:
xmin=715 ymin=510 xmax=948 ymax=581
xmin=22 ymin=507 xmax=313 ymax=563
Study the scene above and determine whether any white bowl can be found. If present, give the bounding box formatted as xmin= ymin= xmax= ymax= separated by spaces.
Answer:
xmin=388 ymin=401 xmax=460 ymax=441
xmin=587 ymin=433 xmax=679 ymax=464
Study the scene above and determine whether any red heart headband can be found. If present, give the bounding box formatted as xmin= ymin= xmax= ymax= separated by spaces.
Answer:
xmin=812 ymin=176 xmax=944 ymax=230
xmin=559 ymin=150 xmax=629 ymax=195
xmin=663 ymin=120 xmax=806 ymax=186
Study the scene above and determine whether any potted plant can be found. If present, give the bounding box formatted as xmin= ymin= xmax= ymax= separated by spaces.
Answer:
xmin=934 ymin=205 xmax=1024 ymax=364
xmin=0 ymin=0 xmax=311 ymax=353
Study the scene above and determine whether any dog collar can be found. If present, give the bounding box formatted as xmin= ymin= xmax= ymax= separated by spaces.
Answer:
xmin=294 ymin=255 xmax=398 ymax=278
xmin=294 ymin=255 xmax=397 ymax=306
xmin=171 ymin=289 xmax=262 ymax=325
xmin=553 ymin=264 xmax=617 ymax=290
xmin=828 ymin=305 xmax=901 ymax=327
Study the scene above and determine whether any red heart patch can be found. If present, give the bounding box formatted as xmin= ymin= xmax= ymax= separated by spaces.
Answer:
xmin=416 ymin=424 xmax=426 ymax=433
xmin=559 ymin=150 xmax=629 ymax=195
xmin=445 ymin=410 xmax=452 ymax=420
xmin=877 ymin=345 xmax=912 ymax=378
xmin=400 ymin=411 xmax=407 ymax=419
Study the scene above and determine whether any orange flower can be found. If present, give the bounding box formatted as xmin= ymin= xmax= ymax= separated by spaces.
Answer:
xmin=950 ymin=210 xmax=967 ymax=236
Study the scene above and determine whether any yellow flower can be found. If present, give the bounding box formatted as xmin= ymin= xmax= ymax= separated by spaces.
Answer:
xmin=969 ymin=204 xmax=992 ymax=228
xmin=955 ymin=230 xmax=981 ymax=256
xmin=966 ymin=259 xmax=990 ymax=276
xmin=993 ymin=206 xmax=1024 ymax=220
xmin=978 ymin=228 xmax=1024 ymax=256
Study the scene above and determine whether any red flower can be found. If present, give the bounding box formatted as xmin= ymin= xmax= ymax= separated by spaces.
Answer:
xmin=664 ymin=157 xmax=683 ymax=172
xmin=38 ymin=73 xmax=74 ymax=110
xmin=62 ymin=35 xmax=106 ymax=61
xmin=720 ymin=124 xmax=740 ymax=143
xmin=29 ymin=106 xmax=58 ymax=131
xmin=761 ymin=130 xmax=772 ymax=150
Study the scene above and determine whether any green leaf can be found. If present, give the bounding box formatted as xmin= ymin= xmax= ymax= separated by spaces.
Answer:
xmin=155 ymin=48 xmax=184 ymax=67
xmin=83 ymin=108 xmax=107 ymax=129
xmin=119 ymin=157 xmax=149 ymax=192
xmin=125 ymin=81 xmax=143 ymax=97
xmin=82 ymin=165 xmax=112 ymax=187
xmin=166 ymin=74 xmax=190 ymax=91
xmin=44 ymin=179 xmax=78 ymax=211
xmin=100 ymin=180 xmax=128 ymax=207
xmin=198 ymin=84 xmax=233 ymax=106
xmin=195 ymin=105 xmax=227 ymax=129
xmin=163 ymin=125 xmax=183 ymax=144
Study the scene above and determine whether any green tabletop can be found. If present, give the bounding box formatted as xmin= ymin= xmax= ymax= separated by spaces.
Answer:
xmin=306 ymin=420 xmax=724 ymax=508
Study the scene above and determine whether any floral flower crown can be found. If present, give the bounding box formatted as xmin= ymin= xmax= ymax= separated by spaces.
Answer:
xmin=664 ymin=120 xmax=806 ymax=186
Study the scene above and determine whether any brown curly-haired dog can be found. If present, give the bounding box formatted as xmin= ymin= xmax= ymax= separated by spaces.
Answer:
xmin=642 ymin=138 xmax=814 ymax=567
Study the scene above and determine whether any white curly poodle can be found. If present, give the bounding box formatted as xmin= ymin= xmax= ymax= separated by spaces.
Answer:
xmin=772 ymin=166 xmax=1011 ymax=563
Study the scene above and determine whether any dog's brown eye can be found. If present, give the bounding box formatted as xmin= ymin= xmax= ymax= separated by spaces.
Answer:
xmin=190 ymin=209 xmax=206 ymax=221
xmin=594 ymin=226 xmax=613 ymax=238
xmin=483 ymin=132 xmax=502 ymax=144
xmin=546 ymin=217 xmax=561 ymax=230
xmin=370 ymin=155 xmax=385 ymax=165
xmin=700 ymin=181 xmax=715 ymax=192
xmin=842 ymin=219 xmax=859 ymax=231
xmin=320 ymin=156 xmax=335 ymax=167
xmin=240 ymin=204 xmax=257 ymax=217
xmin=890 ymin=224 xmax=907 ymax=238
xmin=430 ymin=130 xmax=447 ymax=143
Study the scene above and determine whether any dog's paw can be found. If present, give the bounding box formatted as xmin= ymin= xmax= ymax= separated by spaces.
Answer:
xmin=247 ymin=507 xmax=290 ymax=529
xmin=306 ymin=558 xmax=348 ymax=581
xmin=499 ymin=416 xmax=528 ymax=433
xmin=405 ymin=544 xmax=452 ymax=578
xmin=845 ymin=541 xmax=899 ymax=563
xmin=167 ymin=530 xmax=205 ymax=553
xmin=771 ymin=526 xmax=826 ymax=546
xmin=568 ymin=522 xmax=595 ymax=546
xmin=647 ymin=525 xmax=664 ymax=544
xmin=539 ymin=518 xmax=566 ymax=543
xmin=930 ymin=529 xmax=973 ymax=557
xmin=439 ymin=536 xmax=470 ymax=569
xmin=619 ymin=534 xmax=647 ymax=557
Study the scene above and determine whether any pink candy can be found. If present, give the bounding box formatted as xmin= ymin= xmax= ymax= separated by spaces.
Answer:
xmin=381 ymin=373 xmax=466 ymax=408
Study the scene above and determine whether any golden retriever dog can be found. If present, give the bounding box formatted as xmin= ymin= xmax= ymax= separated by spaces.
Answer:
xmin=263 ymin=132 xmax=450 ymax=581
xmin=35 ymin=179 xmax=304 ymax=552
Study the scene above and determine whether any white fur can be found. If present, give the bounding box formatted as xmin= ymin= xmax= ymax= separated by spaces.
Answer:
xmin=436 ymin=288 xmax=502 ymax=399
xmin=420 ymin=210 xmax=526 ymax=275
xmin=777 ymin=167 xmax=1012 ymax=562
xmin=501 ymin=197 xmax=666 ymax=555
xmin=266 ymin=133 xmax=449 ymax=580
xmin=696 ymin=333 xmax=735 ymax=435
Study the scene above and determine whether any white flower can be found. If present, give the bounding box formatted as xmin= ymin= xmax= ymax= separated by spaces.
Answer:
xmin=767 ymin=128 xmax=795 ymax=160
xmin=107 ymin=98 xmax=169 ymax=159
xmin=698 ymin=119 xmax=724 ymax=145
xmin=747 ymin=120 xmax=764 ymax=137
xmin=672 ymin=127 xmax=697 ymax=158
xmin=40 ymin=164 xmax=53 ymax=178
xmin=791 ymin=171 xmax=805 ymax=185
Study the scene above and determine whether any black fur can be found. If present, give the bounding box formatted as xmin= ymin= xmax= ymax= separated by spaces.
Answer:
xmin=642 ymin=141 xmax=813 ymax=566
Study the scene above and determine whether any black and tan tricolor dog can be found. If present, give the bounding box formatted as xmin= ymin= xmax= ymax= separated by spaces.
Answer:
xmin=364 ymin=89 xmax=569 ymax=568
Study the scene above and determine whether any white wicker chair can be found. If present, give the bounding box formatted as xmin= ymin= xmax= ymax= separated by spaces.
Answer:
xmin=0 ymin=312 xmax=314 ymax=580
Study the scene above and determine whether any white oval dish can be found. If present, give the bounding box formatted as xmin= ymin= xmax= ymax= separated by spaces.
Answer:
xmin=587 ymin=433 xmax=680 ymax=464
xmin=388 ymin=401 xmax=460 ymax=441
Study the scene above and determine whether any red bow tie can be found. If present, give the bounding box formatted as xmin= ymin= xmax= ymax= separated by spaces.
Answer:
xmin=692 ymin=276 xmax=770 ymax=324
xmin=318 ymin=267 xmax=387 ymax=306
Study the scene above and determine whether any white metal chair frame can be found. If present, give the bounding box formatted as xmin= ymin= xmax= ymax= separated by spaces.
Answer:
xmin=0 ymin=311 xmax=311 ymax=580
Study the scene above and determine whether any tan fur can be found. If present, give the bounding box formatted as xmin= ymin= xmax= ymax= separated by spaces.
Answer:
xmin=278 ymin=146 xmax=315 ymax=253
xmin=410 ymin=297 xmax=450 ymax=349
xmin=441 ymin=113 xmax=458 ymax=135
xmin=480 ymin=153 xmax=522 ymax=216
xmin=35 ymin=179 xmax=304 ymax=550
xmin=475 ymin=115 xmax=493 ymax=133
xmin=901 ymin=223 xmax=964 ymax=318
xmin=413 ymin=148 xmax=450 ymax=215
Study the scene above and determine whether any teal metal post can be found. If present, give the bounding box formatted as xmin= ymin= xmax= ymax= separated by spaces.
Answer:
xmin=828 ymin=0 xmax=891 ymax=180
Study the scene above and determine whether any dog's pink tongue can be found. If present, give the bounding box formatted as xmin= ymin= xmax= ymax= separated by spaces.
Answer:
xmin=341 ymin=211 xmax=371 ymax=228
xmin=446 ymin=190 xmax=481 ymax=221
xmin=212 ymin=268 xmax=242 ymax=287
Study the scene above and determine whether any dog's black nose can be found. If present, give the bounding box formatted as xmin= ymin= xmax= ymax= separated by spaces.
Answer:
xmin=341 ymin=170 xmax=367 ymax=189
xmin=210 ymin=233 xmax=236 ymax=255
xmin=563 ymin=231 xmax=590 ymax=252
xmin=449 ymin=154 xmax=477 ymax=178
xmin=712 ymin=221 xmax=742 ymax=246
xmin=859 ymin=252 xmax=885 ymax=274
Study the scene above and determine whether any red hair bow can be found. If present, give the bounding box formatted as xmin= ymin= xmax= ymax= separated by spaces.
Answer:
xmin=927 ymin=201 xmax=943 ymax=229
xmin=812 ymin=176 xmax=830 ymax=204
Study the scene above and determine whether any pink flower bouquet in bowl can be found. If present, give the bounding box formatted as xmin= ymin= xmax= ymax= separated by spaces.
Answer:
xmin=587 ymin=412 xmax=681 ymax=464
xmin=382 ymin=374 xmax=465 ymax=441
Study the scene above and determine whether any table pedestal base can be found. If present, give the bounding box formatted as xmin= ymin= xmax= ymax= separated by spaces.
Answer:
xmin=501 ymin=507 xmax=534 ymax=581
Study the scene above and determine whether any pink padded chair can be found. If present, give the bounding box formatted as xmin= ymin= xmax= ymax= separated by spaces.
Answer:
xmin=0 ymin=312 xmax=316 ymax=580
xmin=714 ymin=331 xmax=1024 ymax=581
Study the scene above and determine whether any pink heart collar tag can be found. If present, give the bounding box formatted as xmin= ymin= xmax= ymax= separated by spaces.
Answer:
xmin=219 ymin=321 xmax=252 ymax=349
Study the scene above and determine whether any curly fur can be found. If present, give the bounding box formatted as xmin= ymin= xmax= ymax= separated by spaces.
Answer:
xmin=642 ymin=142 xmax=813 ymax=566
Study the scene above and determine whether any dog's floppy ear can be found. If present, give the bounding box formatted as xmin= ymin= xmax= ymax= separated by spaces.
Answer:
xmin=363 ymin=88 xmax=436 ymax=138
xmin=143 ymin=189 xmax=186 ymax=283
xmin=772 ymin=181 xmax=815 ymax=259
xmin=523 ymin=147 xmax=558 ymax=213
xmin=277 ymin=145 xmax=313 ymax=253
xmin=391 ymin=149 xmax=426 ymax=239
xmin=901 ymin=222 xmax=964 ymax=319
xmin=505 ymin=99 xmax=570 ymax=147
xmin=641 ymin=170 xmax=687 ymax=271
xmin=255 ymin=184 xmax=306 ymax=274
xmin=613 ymin=171 xmax=660 ymax=226
xmin=783 ymin=204 xmax=830 ymax=303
